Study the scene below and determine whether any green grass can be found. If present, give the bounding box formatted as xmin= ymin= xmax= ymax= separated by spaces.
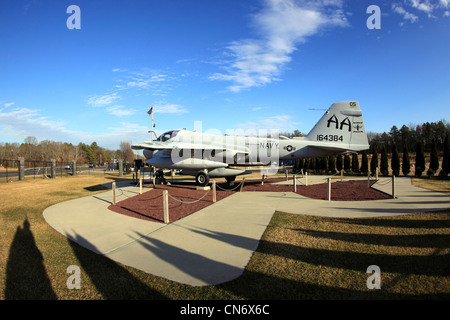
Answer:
xmin=1 ymin=175 xmax=449 ymax=300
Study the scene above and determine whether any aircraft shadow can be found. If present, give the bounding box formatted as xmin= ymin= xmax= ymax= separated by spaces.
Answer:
xmin=68 ymin=233 xmax=168 ymax=299
xmin=132 ymin=231 xmax=244 ymax=286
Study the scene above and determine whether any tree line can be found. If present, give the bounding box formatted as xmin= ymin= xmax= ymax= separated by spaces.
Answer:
xmin=0 ymin=137 xmax=137 ymax=165
xmin=294 ymin=132 xmax=450 ymax=178
xmin=1 ymin=119 xmax=449 ymax=177
xmin=368 ymin=120 xmax=450 ymax=153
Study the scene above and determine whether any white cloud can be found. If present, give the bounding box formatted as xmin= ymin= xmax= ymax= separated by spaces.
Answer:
xmin=0 ymin=107 xmax=78 ymax=143
xmin=0 ymin=106 xmax=149 ymax=150
xmin=113 ymin=69 xmax=171 ymax=93
xmin=154 ymin=104 xmax=188 ymax=115
xmin=210 ymin=0 xmax=348 ymax=92
xmin=393 ymin=0 xmax=450 ymax=22
xmin=86 ymin=92 xmax=120 ymax=107
xmin=410 ymin=0 xmax=434 ymax=16
xmin=392 ymin=3 xmax=419 ymax=22
xmin=106 ymin=105 xmax=136 ymax=117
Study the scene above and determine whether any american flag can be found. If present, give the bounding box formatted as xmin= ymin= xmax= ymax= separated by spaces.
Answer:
xmin=147 ymin=106 xmax=153 ymax=115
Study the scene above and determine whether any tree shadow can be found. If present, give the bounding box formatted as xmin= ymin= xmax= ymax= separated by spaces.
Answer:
xmin=67 ymin=233 xmax=167 ymax=299
xmin=220 ymin=267 xmax=450 ymax=300
xmin=5 ymin=219 xmax=57 ymax=300
xmin=216 ymin=234 xmax=450 ymax=299
xmin=255 ymin=239 xmax=449 ymax=277
xmin=317 ymin=214 xmax=450 ymax=229
xmin=293 ymin=228 xmax=450 ymax=249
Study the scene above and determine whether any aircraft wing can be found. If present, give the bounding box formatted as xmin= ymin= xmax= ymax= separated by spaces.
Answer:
xmin=131 ymin=141 xmax=249 ymax=154
xmin=131 ymin=141 xmax=169 ymax=151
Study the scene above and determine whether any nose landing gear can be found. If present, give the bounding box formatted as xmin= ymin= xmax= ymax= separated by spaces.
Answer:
xmin=195 ymin=171 xmax=210 ymax=186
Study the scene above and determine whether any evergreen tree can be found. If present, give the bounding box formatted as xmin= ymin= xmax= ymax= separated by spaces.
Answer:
xmin=380 ymin=145 xmax=389 ymax=176
xmin=415 ymin=140 xmax=425 ymax=177
xmin=305 ymin=158 xmax=311 ymax=171
xmin=344 ymin=155 xmax=351 ymax=172
xmin=360 ymin=151 xmax=369 ymax=174
xmin=370 ymin=147 xmax=379 ymax=175
xmin=429 ymin=138 xmax=439 ymax=175
xmin=328 ymin=156 xmax=336 ymax=174
xmin=336 ymin=154 xmax=343 ymax=172
xmin=391 ymin=143 xmax=400 ymax=177
xmin=352 ymin=153 xmax=359 ymax=173
xmin=314 ymin=158 xmax=321 ymax=172
xmin=402 ymin=146 xmax=411 ymax=176
xmin=310 ymin=158 xmax=316 ymax=171
xmin=320 ymin=157 xmax=328 ymax=172
xmin=442 ymin=133 xmax=450 ymax=176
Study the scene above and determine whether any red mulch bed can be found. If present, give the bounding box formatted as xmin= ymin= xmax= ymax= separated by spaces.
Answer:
xmin=108 ymin=178 xmax=391 ymax=223
xmin=108 ymin=184 xmax=234 ymax=223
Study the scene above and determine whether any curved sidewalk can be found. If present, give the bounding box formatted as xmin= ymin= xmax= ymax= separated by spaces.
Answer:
xmin=43 ymin=177 xmax=450 ymax=287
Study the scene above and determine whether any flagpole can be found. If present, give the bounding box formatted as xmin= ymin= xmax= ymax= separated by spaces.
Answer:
xmin=147 ymin=105 xmax=156 ymax=140
xmin=151 ymin=104 xmax=154 ymax=130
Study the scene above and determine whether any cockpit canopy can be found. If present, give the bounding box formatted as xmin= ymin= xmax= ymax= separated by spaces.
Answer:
xmin=156 ymin=130 xmax=180 ymax=142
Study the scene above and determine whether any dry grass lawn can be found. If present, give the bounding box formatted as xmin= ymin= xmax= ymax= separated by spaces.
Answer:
xmin=0 ymin=173 xmax=449 ymax=300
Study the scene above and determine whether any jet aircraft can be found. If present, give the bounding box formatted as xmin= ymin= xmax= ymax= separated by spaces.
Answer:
xmin=131 ymin=101 xmax=369 ymax=186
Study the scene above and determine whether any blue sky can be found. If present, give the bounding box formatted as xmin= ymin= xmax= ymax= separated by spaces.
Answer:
xmin=1 ymin=0 xmax=449 ymax=150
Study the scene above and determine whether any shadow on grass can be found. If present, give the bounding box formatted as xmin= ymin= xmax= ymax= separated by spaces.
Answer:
xmin=67 ymin=233 xmax=168 ymax=299
xmin=317 ymin=212 xmax=450 ymax=229
xmin=221 ymin=267 xmax=450 ymax=300
xmin=257 ymin=239 xmax=450 ymax=277
xmin=294 ymin=228 xmax=450 ymax=250
xmin=5 ymin=219 xmax=57 ymax=300
xmin=218 ymin=235 xmax=450 ymax=300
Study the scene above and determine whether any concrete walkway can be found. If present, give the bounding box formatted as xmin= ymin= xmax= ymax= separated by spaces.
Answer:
xmin=43 ymin=177 xmax=450 ymax=286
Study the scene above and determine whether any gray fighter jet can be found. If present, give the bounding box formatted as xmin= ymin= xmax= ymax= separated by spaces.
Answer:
xmin=131 ymin=101 xmax=369 ymax=186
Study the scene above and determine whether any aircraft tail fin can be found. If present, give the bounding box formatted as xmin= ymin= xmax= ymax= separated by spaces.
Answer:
xmin=306 ymin=101 xmax=369 ymax=152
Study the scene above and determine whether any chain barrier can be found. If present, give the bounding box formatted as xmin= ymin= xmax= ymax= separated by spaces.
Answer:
xmin=115 ymin=184 xmax=163 ymax=202
xmin=216 ymin=180 xmax=245 ymax=191
xmin=294 ymin=175 xmax=307 ymax=186
xmin=371 ymin=177 xmax=392 ymax=186
xmin=167 ymin=188 xmax=211 ymax=204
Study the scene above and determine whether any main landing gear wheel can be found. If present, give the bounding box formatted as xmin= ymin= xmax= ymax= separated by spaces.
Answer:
xmin=196 ymin=171 xmax=209 ymax=186
xmin=225 ymin=176 xmax=236 ymax=184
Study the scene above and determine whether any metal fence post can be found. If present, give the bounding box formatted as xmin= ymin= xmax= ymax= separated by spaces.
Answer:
xmin=72 ymin=160 xmax=77 ymax=176
xmin=327 ymin=177 xmax=331 ymax=201
xmin=119 ymin=160 xmax=123 ymax=177
xmin=18 ymin=157 xmax=24 ymax=181
xmin=51 ymin=159 xmax=56 ymax=179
